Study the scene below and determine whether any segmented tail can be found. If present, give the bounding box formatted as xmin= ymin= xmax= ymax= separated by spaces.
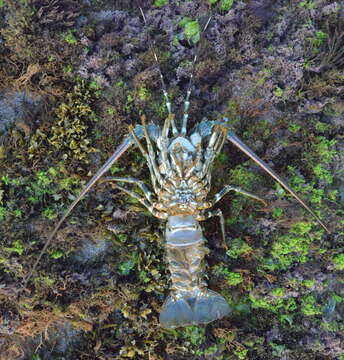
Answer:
xmin=161 ymin=220 xmax=230 ymax=328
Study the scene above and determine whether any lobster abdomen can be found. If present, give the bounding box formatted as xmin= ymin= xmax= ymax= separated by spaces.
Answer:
xmin=160 ymin=216 xmax=230 ymax=328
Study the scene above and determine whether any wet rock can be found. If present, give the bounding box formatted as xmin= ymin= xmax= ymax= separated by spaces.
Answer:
xmin=249 ymin=0 xmax=276 ymax=24
xmin=76 ymin=15 xmax=88 ymax=28
xmin=300 ymin=331 xmax=344 ymax=358
xmin=35 ymin=321 xmax=82 ymax=359
xmin=322 ymin=2 xmax=340 ymax=16
xmin=266 ymin=326 xmax=281 ymax=342
xmin=0 ymin=306 xmax=20 ymax=336
xmin=90 ymin=10 xmax=116 ymax=22
xmin=0 ymin=91 xmax=42 ymax=135
xmin=123 ymin=58 xmax=140 ymax=77
xmin=73 ymin=239 xmax=111 ymax=265
xmin=300 ymin=99 xmax=329 ymax=114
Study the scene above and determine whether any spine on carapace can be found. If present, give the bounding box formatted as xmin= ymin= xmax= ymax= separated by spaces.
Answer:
xmin=159 ymin=216 xmax=230 ymax=328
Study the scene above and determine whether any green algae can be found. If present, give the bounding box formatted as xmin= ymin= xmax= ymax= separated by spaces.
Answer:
xmin=153 ymin=0 xmax=168 ymax=8
xmin=333 ymin=253 xmax=344 ymax=271
xmin=179 ymin=17 xmax=201 ymax=45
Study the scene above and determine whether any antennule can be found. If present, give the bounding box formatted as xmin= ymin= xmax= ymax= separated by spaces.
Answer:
xmin=139 ymin=6 xmax=178 ymax=135
xmin=181 ymin=16 xmax=212 ymax=136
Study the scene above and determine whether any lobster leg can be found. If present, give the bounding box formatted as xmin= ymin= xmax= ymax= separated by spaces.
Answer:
xmin=129 ymin=125 xmax=160 ymax=194
xmin=23 ymin=126 xmax=146 ymax=287
xmin=197 ymin=209 xmax=227 ymax=248
xmin=227 ymin=131 xmax=330 ymax=234
xmin=108 ymin=183 xmax=153 ymax=208
xmin=99 ymin=176 xmax=155 ymax=202
xmin=141 ymin=115 xmax=164 ymax=186
xmin=201 ymin=125 xmax=227 ymax=178
xmin=99 ymin=178 xmax=168 ymax=219
xmin=210 ymin=185 xmax=267 ymax=207
xmin=198 ymin=185 xmax=266 ymax=248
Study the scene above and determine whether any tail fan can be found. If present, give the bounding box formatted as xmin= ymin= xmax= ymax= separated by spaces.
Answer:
xmin=160 ymin=289 xmax=230 ymax=329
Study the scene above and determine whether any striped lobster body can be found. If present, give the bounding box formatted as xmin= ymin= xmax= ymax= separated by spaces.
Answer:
xmin=161 ymin=215 xmax=230 ymax=328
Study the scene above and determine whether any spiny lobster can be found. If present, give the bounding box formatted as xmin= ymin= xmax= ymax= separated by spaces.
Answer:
xmin=23 ymin=7 xmax=330 ymax=329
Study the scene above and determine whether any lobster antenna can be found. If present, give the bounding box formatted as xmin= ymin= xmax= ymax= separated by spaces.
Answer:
xmin=180 ymin=16 xmax=212 ymax=136
xmin=139 ymin=6 xmax=178 ymax=135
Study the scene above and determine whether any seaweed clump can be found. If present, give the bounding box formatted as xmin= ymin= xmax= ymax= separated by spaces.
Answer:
xmin=29 ymin=79 xmax=100 ymax=162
